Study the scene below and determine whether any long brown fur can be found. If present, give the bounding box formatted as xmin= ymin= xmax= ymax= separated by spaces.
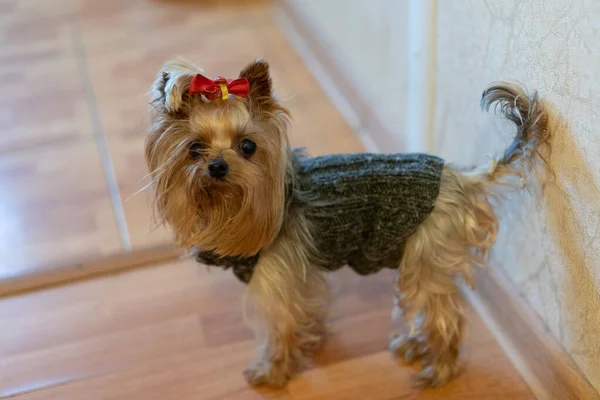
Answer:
xmin=145 ymin=59 xmax=551 ymax=389
xmin=243 ymin=208 xmax=330 ymax=387
xmin=146 ymin=59 xmax=290 ymax=256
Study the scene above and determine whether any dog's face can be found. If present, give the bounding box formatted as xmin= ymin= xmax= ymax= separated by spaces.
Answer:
xmin=145 ymin=59 xmax=290 ymax=256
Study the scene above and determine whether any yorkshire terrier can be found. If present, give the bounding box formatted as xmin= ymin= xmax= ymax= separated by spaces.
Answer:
xmin=145 ymin=58 xmax=550 ymax=388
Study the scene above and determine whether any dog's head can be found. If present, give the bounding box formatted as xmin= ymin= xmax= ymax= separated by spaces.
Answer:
xmin=145 ymin=59 xmax=290 ymax=256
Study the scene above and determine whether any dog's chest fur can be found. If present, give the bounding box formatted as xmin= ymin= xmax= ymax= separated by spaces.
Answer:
xmin=195 ymin=151 xmax=445 ymax=283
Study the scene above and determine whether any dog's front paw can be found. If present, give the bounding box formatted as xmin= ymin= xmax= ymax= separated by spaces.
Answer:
xmin=297 ymin=323 xmax=327 ymax=353
xmin=390 ymin=335 xmax=462 ymax=387
xmin=389 ymin=334 xmax=430 ymax=363
xmin=243 ymin=359 xmax=292 ymax=388
xmin=413 ymin=360 xmax=462 ymax=388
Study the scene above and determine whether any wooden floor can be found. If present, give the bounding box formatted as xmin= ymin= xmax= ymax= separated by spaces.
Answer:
xmin=0 ymin=0 xmax=364 ymax=280
xmin=0 ymin=259 xmax=533 ymax=399
xmin=0 ymin=0 xmax=534 ymax=398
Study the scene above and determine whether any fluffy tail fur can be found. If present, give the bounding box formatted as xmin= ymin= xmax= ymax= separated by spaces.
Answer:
xmin=391 ymin=82 xmax=552 ymax=387
xmin=479 ymin=82 xmax=551 ymax=185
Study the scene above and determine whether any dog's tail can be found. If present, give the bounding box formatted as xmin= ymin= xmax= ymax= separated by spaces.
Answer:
xmin=476 ymin=82 xmax=551 ymax=186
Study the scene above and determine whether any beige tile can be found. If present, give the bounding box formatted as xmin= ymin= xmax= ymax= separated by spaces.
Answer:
xmin=0 ymin=316 xmax=203 ymax=398
xmin=0 ymin=51 xmax=92 ymax=154
xmin=0 ymin=139 xmax=122 ymax=279
xmin=0 ymin=259 xmax=532 ymax=399
xmin=110 ymin=133 xmax=174 ymax=249
xmin=0 ymin=1 xmax=125 ymax=278
xmin=0 ymin=0 xmax=73 ymax=62
xmin=75 ymin=0 xmax=273 ymax=53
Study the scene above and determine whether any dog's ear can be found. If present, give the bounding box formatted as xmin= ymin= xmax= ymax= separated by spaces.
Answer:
xmin=151 ymin=60 xmax=199 ymax=114
xmin=239 ymin=59 xmax=275 ymax=114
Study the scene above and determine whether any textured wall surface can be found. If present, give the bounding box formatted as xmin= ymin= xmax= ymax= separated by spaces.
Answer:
xmin=291 ymin=0 xmax=410 ymax=142
xmin=435 ymin=0 xmax=600 ymax=390
xmin=291 ymin=0 xmax=600 ymax=390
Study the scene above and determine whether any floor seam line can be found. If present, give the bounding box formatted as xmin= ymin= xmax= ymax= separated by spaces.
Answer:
xmin=67 ymin=0 xmax=132 ymax=252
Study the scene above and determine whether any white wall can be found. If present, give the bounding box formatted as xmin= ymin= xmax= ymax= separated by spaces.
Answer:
xmin=292 ymin=0 xmax=410 ymax=147
xmin=290 ymin=0 xmax=600 ymax=391
xmin=435 ymin=0 xmax=600 ymax=390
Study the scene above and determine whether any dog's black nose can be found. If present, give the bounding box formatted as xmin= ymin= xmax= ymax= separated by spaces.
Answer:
xmin=208 ymin=158 xmax=229 ymax=178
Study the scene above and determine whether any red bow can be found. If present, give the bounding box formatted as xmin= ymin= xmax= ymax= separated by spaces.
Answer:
xmin=188 ymin=74 xmax=250 ymax=101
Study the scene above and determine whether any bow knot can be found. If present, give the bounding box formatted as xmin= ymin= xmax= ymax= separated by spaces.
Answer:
xmin=188 ymin=74 xmax=250 ymax=101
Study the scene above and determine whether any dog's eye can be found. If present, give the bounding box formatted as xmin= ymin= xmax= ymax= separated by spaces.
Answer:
xmin=189 ymin=141 xmax=205 ymax=159
xmin=240 ymin=139 xmax=257 ymax=157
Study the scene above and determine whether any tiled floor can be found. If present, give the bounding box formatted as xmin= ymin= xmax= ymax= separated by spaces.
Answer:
xmin=0 ymin=258 xmax=533 ymax=399
xmin=0 ymin=0 xmax=364 ymax=279
xmin=0 ymin=1 xmax=537 ymax=398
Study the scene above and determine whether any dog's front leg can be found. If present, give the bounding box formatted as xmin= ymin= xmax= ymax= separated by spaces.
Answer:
xmin=242 ymin=233 xmax=326 ymax=387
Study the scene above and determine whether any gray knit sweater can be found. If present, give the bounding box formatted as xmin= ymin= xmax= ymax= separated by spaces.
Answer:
xmin=194 ymin=151 xmax=445 ymax=283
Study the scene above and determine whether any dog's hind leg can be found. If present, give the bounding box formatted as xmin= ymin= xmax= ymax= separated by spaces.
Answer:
xmin=390 ymin=166 xmax=498 ymax=387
